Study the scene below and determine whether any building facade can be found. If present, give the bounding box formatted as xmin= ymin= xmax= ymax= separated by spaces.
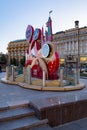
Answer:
xmin=7 ymin=39 xmax=29 ymax=65
xmin=7 ymin=22 xmax=87 ymax=67
xmin=53 ymin=22 xmax=87 ymax=66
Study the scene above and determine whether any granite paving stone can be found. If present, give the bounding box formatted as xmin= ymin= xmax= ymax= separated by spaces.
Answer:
xmin=1 ymin=72 xmax=87 ymax=130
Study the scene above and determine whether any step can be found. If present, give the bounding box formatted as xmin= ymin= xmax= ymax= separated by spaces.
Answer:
xmin=0 ymin=107 xmax=35 ymax=122
xmin=30 ymin=124 xmax=53 ymax=130
xmin=7 ymin=101 xmax=29 ymax=109
xmin=0 ymin=116 xmax=48 ymax=130
xmin=0 ymin=101 xmax=29 ymax=112
xmin=0 ymin=102 xmax=9 ymax=111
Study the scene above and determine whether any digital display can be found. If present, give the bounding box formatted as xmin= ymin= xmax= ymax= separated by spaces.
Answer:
xmin=42 ymin=43 xmax=50 ymax=58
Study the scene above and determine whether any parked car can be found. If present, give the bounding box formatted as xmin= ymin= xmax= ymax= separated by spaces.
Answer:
xmin=80 ymin=66 xmax=87 ymax=73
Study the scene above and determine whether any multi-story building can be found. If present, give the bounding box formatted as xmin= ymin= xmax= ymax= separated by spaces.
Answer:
xmin=7 ymin=39 xmax=29 ymax=65
xmin=53 ymin=21 xmax=87 ymax=66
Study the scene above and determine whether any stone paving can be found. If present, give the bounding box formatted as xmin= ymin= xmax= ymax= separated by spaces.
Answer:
xmin=0 ymin=72 xmax=87 ymax=129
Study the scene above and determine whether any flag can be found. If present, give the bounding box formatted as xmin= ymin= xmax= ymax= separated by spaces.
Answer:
xmin=49 ymin=10 xmax=53 ymax=14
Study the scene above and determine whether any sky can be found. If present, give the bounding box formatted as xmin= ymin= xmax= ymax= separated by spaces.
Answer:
xmin=0 ymin=0 xmax=87 ymax=53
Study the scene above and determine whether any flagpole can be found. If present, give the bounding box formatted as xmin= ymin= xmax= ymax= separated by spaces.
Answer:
xmin=49 ymin=10 xmax=53 ymax=17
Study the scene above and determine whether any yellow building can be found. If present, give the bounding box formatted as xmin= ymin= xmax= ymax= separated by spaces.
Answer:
xmin=53 ymin=21 xmax=87 ymax=66
xmin=7 ymin=39 xmax=29 ymax=65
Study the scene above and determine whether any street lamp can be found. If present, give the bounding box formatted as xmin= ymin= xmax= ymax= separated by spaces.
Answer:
xmin=75 ymin=20 xmax=80 ymax=83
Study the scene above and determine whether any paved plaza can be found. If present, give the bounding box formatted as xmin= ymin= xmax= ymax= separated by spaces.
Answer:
xmin=0 ymin=72 xmax=87 ymax=129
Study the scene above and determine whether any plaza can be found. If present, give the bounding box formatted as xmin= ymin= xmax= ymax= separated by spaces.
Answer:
xmin=0 ymin=72 xmax=87 ymax=129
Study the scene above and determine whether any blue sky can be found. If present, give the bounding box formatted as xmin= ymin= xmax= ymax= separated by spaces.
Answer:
xmin=0 ymin=0 xmax=87 ymax=53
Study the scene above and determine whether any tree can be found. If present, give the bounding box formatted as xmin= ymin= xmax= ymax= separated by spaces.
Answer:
xmin=0 ymin=54 xmax=7 ymax=64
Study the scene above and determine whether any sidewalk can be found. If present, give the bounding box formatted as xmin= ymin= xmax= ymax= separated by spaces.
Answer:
xmin=0 ymin=72 xmax=87 ymax=130
xmin=54 ymin=117 xmax=87 ymax=130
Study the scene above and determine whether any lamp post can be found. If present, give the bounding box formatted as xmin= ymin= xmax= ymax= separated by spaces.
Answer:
xmin=75 ymin=20 xmax=80 ymax=84
xmin=76 ymin=21 xmax=80 ymax=83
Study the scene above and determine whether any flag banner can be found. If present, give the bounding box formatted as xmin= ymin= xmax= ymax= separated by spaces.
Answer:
xmin=49 ymin=10 xmax=53 ymax=14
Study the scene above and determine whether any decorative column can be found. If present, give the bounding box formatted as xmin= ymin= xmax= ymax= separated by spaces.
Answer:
xmin=12 ymin=65 xmax=14 ymax=81
xmin=6 ymin=66 xmax=9 ymax=80
xmin=60 ymin=69 xmax=63 ymax=87
xmin=42 ymin=69 xmax=46 ymax=87
xmin=74 ymin=69 xmax=77 ymax=85
xmin=27 ymin=66 xmax=31 ymax=85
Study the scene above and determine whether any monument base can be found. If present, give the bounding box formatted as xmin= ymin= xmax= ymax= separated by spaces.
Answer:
xmin=30 ymin=95 xmax=87 ymax=127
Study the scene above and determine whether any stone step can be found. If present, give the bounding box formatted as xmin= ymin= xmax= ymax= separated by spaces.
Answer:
xmin=0 ymin=104 xmax=8 ymax=111
xmin=0 ymin=101 xmax=29 ymax=111
xmin=0 ymin=107 xmax=35 ymax=122
xmin=7 ymin=101 xmax=29 ymax=109
xmin=0 ymin=116 xmax=48 ymax=130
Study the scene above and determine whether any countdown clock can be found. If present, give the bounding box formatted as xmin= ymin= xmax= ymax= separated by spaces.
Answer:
xmin=26 ymin=25 xmax=34 ymax=43
xmin=32 ymin=28 xmax=41 ymax=41
xmin=42 ymin=43 xmax=50 ymax=58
